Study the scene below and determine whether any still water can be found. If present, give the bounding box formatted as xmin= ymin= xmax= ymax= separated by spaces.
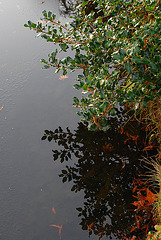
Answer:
xmin=0 ymin=0 xmax=84 ymax=239
xmin=0 ymin=1 xmax=146 ymax=240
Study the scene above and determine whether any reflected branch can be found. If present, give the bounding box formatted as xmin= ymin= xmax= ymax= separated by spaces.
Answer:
xmin=42 ymin=117 xmax=147 ymax=239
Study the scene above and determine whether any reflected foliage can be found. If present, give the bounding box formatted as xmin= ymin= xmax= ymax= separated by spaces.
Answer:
xmin=59 ymin=0 xmax=104 ymax=17
xmin=42 ymin=116 xmax=149 ymax=239
xmin=59 ymin=0 xmax=76 ymax=14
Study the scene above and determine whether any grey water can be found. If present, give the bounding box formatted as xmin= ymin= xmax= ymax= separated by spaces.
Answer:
xmin=0 ymin=1 xmax=146 ymax=240
xmin=0 ymin=1 xmax=91 ymax=240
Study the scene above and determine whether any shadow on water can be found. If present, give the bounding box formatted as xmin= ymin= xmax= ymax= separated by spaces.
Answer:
xmin=42 ymin=109 xmax=148 ymax=239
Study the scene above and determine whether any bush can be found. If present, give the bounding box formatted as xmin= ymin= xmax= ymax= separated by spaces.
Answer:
xmin=25 ymin=0 xmax=161 ymax=131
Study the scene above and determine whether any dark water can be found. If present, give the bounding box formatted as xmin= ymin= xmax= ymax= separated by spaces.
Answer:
xmin=0 ymin=1 xmax=147 ymax=240
xmin=42 ymin=112 xmax=149 ymax=240
xmin=0 ymin=1 xmax=84 ymax=240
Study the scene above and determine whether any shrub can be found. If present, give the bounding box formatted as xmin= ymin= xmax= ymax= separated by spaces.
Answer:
xmin=25 ymin=0 xmax=161 ymax=131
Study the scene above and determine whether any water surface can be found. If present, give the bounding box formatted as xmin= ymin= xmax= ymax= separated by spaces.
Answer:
xmin=0 ymin=1 xmax=147 ymax=240
xmin=0 ymin=1 xmax=87 ymax=240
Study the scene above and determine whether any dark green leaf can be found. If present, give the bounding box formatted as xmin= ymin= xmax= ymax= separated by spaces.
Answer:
xmin=125 ymin=62 xmax=133 ymax=74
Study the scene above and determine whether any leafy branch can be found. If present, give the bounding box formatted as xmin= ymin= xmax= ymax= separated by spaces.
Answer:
xmin=25 ymin=0 xmax=161 ymax=131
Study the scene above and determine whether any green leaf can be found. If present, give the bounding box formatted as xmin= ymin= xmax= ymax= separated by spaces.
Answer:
xmin=82 ymin=83 xmax=88 ymax=90
xmin=99 ymin=102 xmax=109 ymax=112
xmin=73 ymin=96 xmax=79 ymax=104
xmin=77 ymin=111 xmax=83 ymax=116
xmin=149 ymin=62 xmax=158 ymax=73
xmin=119 ymin=49 xmax=126 ymax=56
xmin=88 ymin=123 xmax=99 ymax=131
xmin=42 ymin=10 xmax=47 ymax=18
xmin=43 ymin=65 xmax=50 ymax=69
xmin=59 ymin=43 xmax=69 ymax=52
xmin=55 ymin=68 xmax=60 ymax=73
xmin=48 ymin=11 xmax=52 ymax=18
xmin=63 ymin=69 xmax=67 ymax=75
xmin=131 ymin=56 xmax=144 ymax=64
xmin=125 ymin=62 xmax=133 ymax=74
xmin=52 ymin=14 xmax=56 ymax=20
xmin=73 ymin=84 xmax=82 ymax=90
xmin=82 ymin=1 xmax=88 ymax=7
xmin=102 ymin=125 xmax=111 ymax=131
xmin=110 ymin=108 xmax=116 ymax=116
xmin=27 ymin=20 xmax=32 ymax=27
xmin=142 ymin=101 xmax=147 ymax=108
xmin=88 ymin=108 xmax=95 ymax=115
xmin=31 ymin=23 xmax=36 ymax=28
xmin=98 ymin=18 xmax=102 ymax=23
xmin=113 ymin=54 xmax=122 ymax=60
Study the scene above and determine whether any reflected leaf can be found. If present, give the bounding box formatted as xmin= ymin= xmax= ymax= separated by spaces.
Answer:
xmin=62 ymin=176 xmax=67 ymax=183
xmin=42 ymin=109 xmax=155 ymax=239
xmin=48 ymin=136 xmax=52 ymax=142
xmin=41 ymin=135 xmax=47 ymax=140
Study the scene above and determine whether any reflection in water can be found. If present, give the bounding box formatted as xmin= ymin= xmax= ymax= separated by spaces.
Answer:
xmin=42 ymin=113 xmax=147 ymax=239
xmin=59 ymin=0 xmax=75 ymax=14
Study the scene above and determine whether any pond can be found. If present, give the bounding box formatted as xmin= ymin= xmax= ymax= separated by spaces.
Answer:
xmin=0 ymin=1 xmax=149 ymax=239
